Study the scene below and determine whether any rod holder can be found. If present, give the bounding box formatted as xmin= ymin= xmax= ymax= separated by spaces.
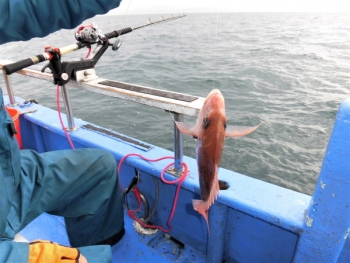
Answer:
xmin=2 ymin=69 xmax=16 ymax=105
xmin=166 ymin=113 xmax=184 ymax=176
xmin=61 ymin=85 xmax=77 ymax=131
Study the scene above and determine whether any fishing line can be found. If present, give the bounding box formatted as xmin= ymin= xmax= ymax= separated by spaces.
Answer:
xmin=212 ymin=12 xmax=219 ymax=89
xmin=108 ymin=5 xmax=189 ymax=232
xmin=98 ymin=0 xmax=133 ymax=75
xmin=125 ymin=0 xmax=133 ymax=15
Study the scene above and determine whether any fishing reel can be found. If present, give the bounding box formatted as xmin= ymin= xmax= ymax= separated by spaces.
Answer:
xmin=75 ymin=23 xmax=101 ymax=43
xmin=39 ymin=23 xmax=123 ymax=86
xmin=75 ymin=23 xmax=122 ymax=51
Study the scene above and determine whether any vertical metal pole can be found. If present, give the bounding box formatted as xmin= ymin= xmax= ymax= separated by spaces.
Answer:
xmin=2 ymin=69 xmax=16 ymax=105
xmin=61 ymin=84 xmax=77 ymax=130
xmin=174 ymin=113 xmax=184 ymax=173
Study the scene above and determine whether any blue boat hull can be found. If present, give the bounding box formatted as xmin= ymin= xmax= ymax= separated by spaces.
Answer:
xmin=5 ymin=95 xmax=349 ymax=263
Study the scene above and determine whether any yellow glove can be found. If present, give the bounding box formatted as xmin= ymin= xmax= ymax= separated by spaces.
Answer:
xmin=29 ymin=240 xmax=81 ymax=263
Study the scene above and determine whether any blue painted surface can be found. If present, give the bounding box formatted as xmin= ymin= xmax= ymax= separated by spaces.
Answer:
xmin=20 ymin=211 xmax=205 ymax=263
xmin=5 ymin=95 xmax=349 ymax=262
xmin=224 ymin=210 xmax=298 ymax=262
xmin=294 ymin=99 xmax=350 ymax=263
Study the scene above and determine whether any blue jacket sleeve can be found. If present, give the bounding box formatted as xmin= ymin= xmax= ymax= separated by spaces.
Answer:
xmin=0 ymin=242 xmax=29 ymax=263
xmin=0 ymin=2 xmax=122 ymax=262
xmin=0 ymin=173 xmax=27 ymax=263
xmin=0 ymin=0 xmax=122 ymax=44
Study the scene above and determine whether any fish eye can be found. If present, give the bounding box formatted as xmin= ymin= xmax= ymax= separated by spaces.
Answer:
xmin=203 ymin=115 xmax=210 ymax=129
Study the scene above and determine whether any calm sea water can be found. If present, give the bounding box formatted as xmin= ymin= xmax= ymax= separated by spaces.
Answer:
xmin=1 ymin=13 xmax=349 ymax=195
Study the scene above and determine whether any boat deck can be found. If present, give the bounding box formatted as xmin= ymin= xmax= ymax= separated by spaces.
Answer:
xmin=20 ymin=211 xmax=205 ymax=263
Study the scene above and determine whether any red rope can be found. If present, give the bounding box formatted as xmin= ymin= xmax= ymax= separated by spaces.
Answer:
xmin=85 ymin=47 xmax=92 ymax=59
xmin=55 ymin=46 xmax=91 ymax=149
xmin=118 ymin=153 xmax=189 ymax=233
xmin=57 ymin=75 xmax=187 ymax=232
xmin=56 ymin=85 xmax=75 ymax=149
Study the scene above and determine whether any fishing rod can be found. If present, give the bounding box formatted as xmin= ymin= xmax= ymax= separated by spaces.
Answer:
xmin=2 ymin=14 xmax=187 ymax=79
xmin=103 ymin=13 xmax=186 ymax=41
xmin=132 ymin=14 xmax=187 ymax=30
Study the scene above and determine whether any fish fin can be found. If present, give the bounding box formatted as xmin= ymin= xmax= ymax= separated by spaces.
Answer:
xmin=225 ymin=123 xmax=262 ymax=138
xmin=192 ymin=199 xmax=210 ymax=236
xmin=175 ymin=121 xmax=197 ymax=137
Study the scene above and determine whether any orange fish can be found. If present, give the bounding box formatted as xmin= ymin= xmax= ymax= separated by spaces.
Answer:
xmin=175 ymin=89 xmax=260 ymax=234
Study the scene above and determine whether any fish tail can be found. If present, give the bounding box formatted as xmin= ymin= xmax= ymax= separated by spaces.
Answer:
xmin=192 ymin=199 xmax=210 ymax=236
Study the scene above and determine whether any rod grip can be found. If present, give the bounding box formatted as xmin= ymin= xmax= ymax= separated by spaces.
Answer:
xmin=3 ymin=54 xmax=47 ymax=75
xmin=105 ymin=27 xmax=133 ymax=39
xmin=118 ymin=27 xmax=133 ymax=36
xmin=3 ymin=58 xmax=34 ymax=75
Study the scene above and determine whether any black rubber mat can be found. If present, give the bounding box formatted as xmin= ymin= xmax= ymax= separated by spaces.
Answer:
xmin=98 ymin=80 xmax=198 ymax=102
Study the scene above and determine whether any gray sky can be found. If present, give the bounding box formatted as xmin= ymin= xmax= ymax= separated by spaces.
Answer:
xmin=107 ymin=0 xmax=350 ymax=15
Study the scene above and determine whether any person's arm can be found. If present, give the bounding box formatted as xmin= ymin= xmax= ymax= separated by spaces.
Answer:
xmin=0 ymin=2 xmax=121 ymax=261
xmin=0 ymin=241 xmax=88 ymax=263
xmin=0 ymin=241 xmax=29 ymax=262
xmin=0 ymin=0 xmax=122 ymax=44
xmin=0 ymin=170 xmax=29 ymax=262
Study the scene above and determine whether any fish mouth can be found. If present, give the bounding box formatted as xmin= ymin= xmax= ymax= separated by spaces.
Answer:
xmin=204 ymin=89 xmax=223 ymax=104
xmin=207 ymin=89 xmax=222 ymax=97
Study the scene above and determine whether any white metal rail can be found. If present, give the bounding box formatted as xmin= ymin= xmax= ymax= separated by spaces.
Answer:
xmin=0 ymin=60 xmax=204 ymax=174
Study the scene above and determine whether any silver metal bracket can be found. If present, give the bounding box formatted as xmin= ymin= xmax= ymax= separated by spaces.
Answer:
xmin=75 ymin=68 xmax=98 ymax=82
xmin=2 ymin=68 xmax=17 ymax=105
xmin=166 ymin=165 xmax=188 ymax=178
xmin=65 ymin=126 xmax=79 ymax=132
